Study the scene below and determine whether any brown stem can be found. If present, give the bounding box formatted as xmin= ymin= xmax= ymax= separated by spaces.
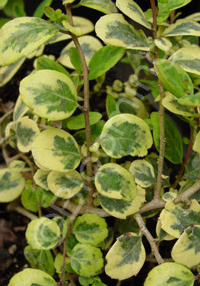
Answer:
xmin=65 ymin=4 xmax=94 ymax=208
xmin=170 ymin=10 xmax=176 ymax=23
xmin=134 ymin=213 xmax=164 ymax=264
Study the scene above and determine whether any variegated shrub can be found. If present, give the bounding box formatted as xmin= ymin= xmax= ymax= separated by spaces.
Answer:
xmin=0 ymin=0 xmax=200 ymax=285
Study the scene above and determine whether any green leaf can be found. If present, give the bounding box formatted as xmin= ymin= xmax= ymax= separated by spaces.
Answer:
xmin=172 ymin=225 xmax=200 ymax=268
xmin=36 ymin=187 xmax=55 ymax=208
xmin=64 ymin=112 xmax=102 ymax=130
xmin=185 ymin=12 xmax=200 ymax=22
xmin=72 ymin=214 xmax=108 ymax=245
xmin=54 ymin=253 xmax=73 ymax=276
xmin=98 ymin=186 xmax=146 ymax=219
xmin=95 ymin=163 xmax=137 ymax=201
xmin=58 ymin=36 xmax=103 ymax=69
xmin=0 ymin=17 xmax=58 ymax=66
xmin=129 ymin=159 xmax=156 ymax=188
xmin=80 ymin=0 xmax=117 ymax=14
xmin=154 ymin=59 xmax=193 ymax=98
xmin=159 ymin=199 xmax=200 ymax=238
xmin=79 ymin=276 xmax=103 ymax=286
xmin=0 ymin=0 xmax=8 ymax=9
xmin=95 ymin=14 xmax=149 ymax=51
xmin=144 ymin=262 xmax=194 ymax=286
xmin=106 ymin=95 xmax=120 ymax=118
xmin=89 ymin=46 xmax=125 ymax=80
xmin=21 ymin=181 xmax=38 ymax=212
xmin=154 ymin=37 xmax=172 ymax=52
xmin=162 ymin=92 xmax=195 ymax=116
xmin=9 ymin=160 xmax=25 ymax=172
xmin=71 ymin=243 xmax=104 ymax=277
xmin=34 ymin=169 xmax=50 ymax=190
xmin=0 ymin=57 xmax=25 ymax=87
xmin=33 ymin=0 xmax=53 ymax=18
xmin=25 ymin=217 xmax=61 ymax=250
xmin=16 ymin=116 xmax=40 ymax=153
xmin=116 ymin=0 xmax=151 ymax=29
xmin=193 ymin=130 xmax=200 ymax=154
xmin=169 ymin=47 xmax=200 ymax=76
xmin=157 ymin=3 xmax=170 ymax=23
xmin=99 ymin=114 xmax=153 ymax=158
xmin=178 ymin=91 xmax=200 ymax=107
xmin=36 ymin=56 xmax=70 ymax=77
xmin=163 ymin=20 xmax=200 ymax=37
xmin=105 ymin=233 xmax=146 ymax=280
xmin=0 ymin=169 xmax=25 ymax=202
xmin=13 ymin=94 xmax=29 ymax=121
xmin=69 ymin=47 xmax=82 ymax=72
xmin=167 ymin=0 xmax=192 ymax=10
xmin=32 ymin=128 xmax=81 ymax=172
xmin=47 ymin=170 xmax=83 ymax=199
xmin=24 ymin=245 xmax=55 ymax=276
xmin=8 ymin=268 xmax=57 ymax=286
xmin=3 ymin=0 xmax=26 ymax=17
xmin=151 ymin=112 xmax=183 ymax=164
xmin=20 ymin=70 xmax=77 ymax=121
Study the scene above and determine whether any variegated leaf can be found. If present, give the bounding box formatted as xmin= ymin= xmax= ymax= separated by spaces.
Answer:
xmin=0 ymin=17 xmax=59 ymax=66
xmin=13 ymin=94 xmax=29 ymax=121
xmin=163 ymin=20 xmax=200 ymax=37
xmin=71 ymin=243 xmax=104 ymax=277
xmin=25 ymin=217 xmax=61 ymax=250
xmin=95 ymin=163 xmax=137 ymax=201
xmin=129 ymin=159 xmax=156 ymax=188
xmin=95 ymin=14 xmax=149 ymax=51
xmin=159 ymin=199 xmax=200 ymax=238
xmin=185 ymin=12 xmax=200 ymax=21
xmin=99 ymin=114 xmax=153 ymax=158
xmin=58 ymin=36 xmax=103 ymax=69
xmin=54 ymin=253 xmax=73 ymax=275
xmin=144 ymin=262 xmax=194 ymax=286
xmin=172 ymin=225 xmax=200 ymax=268
xmin=34 ymin=169 xmax=50 ymax=190
xmin=105 ymin=233 xmax=146 ymax=280
xmin=20 ymin=70 xmax=77 ymax=121
xmin=0 ymin=57 xmax=25 ymax=87
xmin=0 ymin=168 xmax=25 ymax=202
xmin=178 ymin=91 xmax=200 ymax=107
xmin=47 ymin=170 xmax=83 ymax=199
xmin=32 ymin=128 xmax=81 ymax=172
xmin=162 ymin=92 xmax=195 ymax=116
xmin=8 ymin=268 xmax=57 ymax=286
xmin=154 ymin=37 xmax=172 ymax=52
xmin=98 ymin=186 xmax=146 ymax=219
xmin=9 ymin=160 xmax=25 ymax=172
xmin=72 ymin=214 xmax=108 ymax=245
xmin=116 ymin=0 xmax=151 ymax=29
xmin=169 ymin=47 xmax=200 ymax=76
xmin=16 ymin=116 xmax=40 ymax=153
xmin=156 ymin=220 xmax=176 ymax=241
xmin=80 ymin=0 xmax=117 ymax=14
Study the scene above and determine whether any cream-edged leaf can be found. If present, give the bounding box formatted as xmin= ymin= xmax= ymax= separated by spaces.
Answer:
xmin=34 ymin=169 xmax=50 ymax=190
xmin=32 ymin=128 xmax=81 ymax=172
xmin=163 ymin=20 xmax=200 ymax=37
xmin=13 ymin=94 xmax=30 ymax=121
xmin=95 ymin=14 xmax=149 ymax=51
xmin=9 ymin=160 xmax=25 ymax=172
xmin=0 ymin=17 xmax=59 ymax=66
xmin=95 ymin=163 xmax=137 ymax=201
xmin=154 ymin=37 xmax=172 ymax=52
xmin=178 ymin=91 xmax=200 ymax=107
xmin=20 ymin=70 xmax=78 ymax=121
xmin=185 ymin=12 xmax=200 ymax=21
xmin=105 ymin=233 xmax=146 ymax=280
xmin=99 ymin=114 xmax=153 ymax=158
xmin=0 ymin=57 xmax=25 ymax=87
xmin=80 ymin=0 xmax=117 ymax=14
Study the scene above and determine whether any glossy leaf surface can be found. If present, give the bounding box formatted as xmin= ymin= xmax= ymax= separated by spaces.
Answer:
xmin=65 ymin=112 xmax=102 ymax=130
xmin=80 ymin=0 xmax=117 ymax=14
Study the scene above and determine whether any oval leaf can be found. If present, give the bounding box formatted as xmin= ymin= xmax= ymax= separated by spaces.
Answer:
xmin=95 ymin=163 xmax=137 ymax=201
xmin=80 ymin=0 xmax=117 ymax=14
xmin=72 ymin=214 xmax=108 ymax=245
xmin=20 ymin=70 xmax=77 ymax=121
xmin=163 ymin=20 xmax=200 ymax=37
xmin=178 ymin=91 xmax=200 ymax=107
xmin=95 ymin=14 xmax=149 ymax=51
xmin=0 ymin=57 xmax=25 ymax=87
xmin=25 ymin=217 xmax=61 ymax=249
xmin=13 ymin=94 xmax=30 ymax=121
xmin=193 ymin=130 xmax=200 ymax=154
xmin=21 ymin=181 xmax=38 ymax=212
xmin=105 ymin=233 xmax=145 ymax=280
xmin=144 ymin=262 xmax=194 ymax=286
xmin=34 ymin=169 xmax=50 ymax=190
xmin=32 ymin=128 xmax=81 ymax=172
xmin=36 ymin=56 xmax=71 ymax=77
xmin=65 ymin=112 xmax=102 ymax=130
xmin=99 ymin=113 xmax=153 ymax=158
xmin=0 ymin=17 xmax=58 ymax=66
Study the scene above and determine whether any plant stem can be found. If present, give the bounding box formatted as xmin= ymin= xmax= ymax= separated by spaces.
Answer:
xmin=65 ymin=4 xmax=94 ymax=208
xmin=134 ymin=213 xmax=164 ymax=264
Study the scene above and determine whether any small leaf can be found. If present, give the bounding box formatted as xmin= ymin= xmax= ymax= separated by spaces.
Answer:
xmin=163 ymin=19 xmax=200 ymax=37
xmin=24 ymin=245 xmax=55 ymax=276
xmin=0 ymin=0 xmax=8 ymax=9
xmin=25 ymin=217 xmax=61 ymax=250
xmin=34 ymin=169 xmax=50 ymax=190
xmin=105 ymin=233 xmax=146 ymax=280
xmin=154 ymin=59 xmax=193 ymax=98
xmin=116 ymin=0 xmax=151 ymax=29
xmin=47 ymin=170 xmax=83 ymax=199
xmin=69 ymin=47 xmax=82 ymax=72
xmin=178 ymin=91 xmax=200 ymax=107
xmin=8 ymin=268 xmax=57 ymax=286
xmin=193 ymin=130 xmax=200 ymax=154
xmin=13 ymin=94 xmax=29 ymax=121
xmin=3 ymin=0 xmax=26 ymax=17
xmin=80 ymin=0 xmax=117 ymax=14
xmin=72 ymin=214 xmax=108 ymax=245
xmin=54 ymin=253 xmax=73 ymax=274
xmin=154 ymin=37 xmax=172 ymax=52
xmin=33 ymin=0 xmax=53 ymax=18
xmin=0 ymin=17 xmax=58 ymax=66
xmin=64 ymin=112 xmax=102 ymax=130
xmin=106 ymin=95 xmax=120 ymax=118
xmin=71 ymin=243 xmax=104 ymax=277
xmin=32 ymin=128 xmax=81 ymax=172
xmin=0 ymin=169 xmax=25 ymax=203
xmin=21 ymin=181 xmax=38 ymax=212
xmin=89 ymin=45 xmax=125 ymax=80
xmin=36 ymin=187 xmax=55 ymax=208
xmin=99 ymin=113 xmax=153 ymax=158
xmin=172 ymin=225 xmax=200 ymax=268
xmin=144 ymin=262 xmax=194 ymax=286
xmin=9 ymin=160 xmax=25 ymax=172
xmin=36 ymin=56 xmax=70 ymax=77
xmin=95 ymin=163 xmax=137 ymax=201
xmin=0 ymin=57 xmax=25 ymax=87
xmin=95 ymin=14 xmax=149 ymax=51
xmin=20 ymin=70 xmax=78 ymax=121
